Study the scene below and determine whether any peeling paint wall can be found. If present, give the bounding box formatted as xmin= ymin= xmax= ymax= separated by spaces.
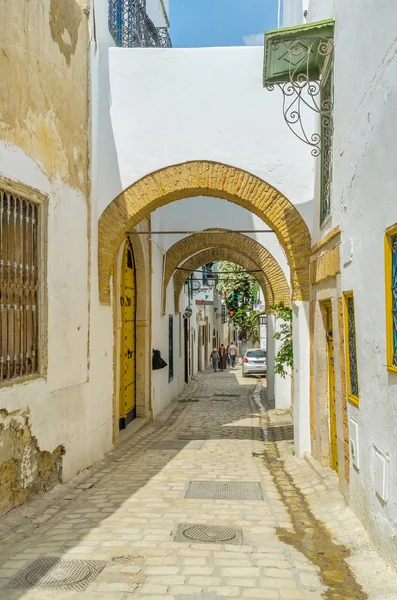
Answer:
xmin=0 ymin=0 xmax=115 ymax=517
xmin=0 ymin=0 xmax=89 ymax=194
xmin=0 ymin=409 xmax=64 ymax=517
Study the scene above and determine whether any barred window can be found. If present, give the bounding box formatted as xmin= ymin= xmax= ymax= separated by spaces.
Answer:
xmin=320 ymin=68 xmax=334 ymax=226
xmin=0 ymin=187 xmax=41 ymax=382
xmin=344 ymin=292 xmax=359 ymax=406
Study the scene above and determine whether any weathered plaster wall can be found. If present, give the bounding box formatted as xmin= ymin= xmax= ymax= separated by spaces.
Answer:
xmin=0 ymin=409 xmax=63 ymax=517
xmin=0 ymin=0 xmax=89 ymax=195
xmin=0 ymin=0 xmax=116 ymax=515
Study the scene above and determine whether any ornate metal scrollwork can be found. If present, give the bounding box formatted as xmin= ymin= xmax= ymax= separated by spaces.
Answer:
xmin=347 ymin=296 xmax=359 ymax=396
xmin=265 ymin=37 xmax=334 ymax=156
xmin=108 ymin=0 xmax=172 ymax=48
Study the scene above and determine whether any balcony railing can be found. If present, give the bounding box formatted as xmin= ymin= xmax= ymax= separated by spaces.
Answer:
xmin=109 ymin=0 xmax=172 ymax=48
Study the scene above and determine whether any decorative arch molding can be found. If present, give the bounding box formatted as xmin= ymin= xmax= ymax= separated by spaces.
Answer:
xmin=98 ymin=160 xmax=310 ymax=305
xmin=163 ymin=230 xmax=290 ymax=315
xmin=173 ymin=247 xmax=276 ymax=314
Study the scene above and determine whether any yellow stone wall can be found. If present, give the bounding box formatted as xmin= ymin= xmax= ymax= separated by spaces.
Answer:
xmin=98 ymin=161 xmax=311 ymax=305
xmin=164 ymin=233 xmax=290 ymax=314
xmin=310 ymin=225 xmax=349 ymax=485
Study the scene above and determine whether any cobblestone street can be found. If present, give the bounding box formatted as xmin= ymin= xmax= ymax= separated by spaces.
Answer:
xmin=0 ymin=367 xmax=396 ymax=600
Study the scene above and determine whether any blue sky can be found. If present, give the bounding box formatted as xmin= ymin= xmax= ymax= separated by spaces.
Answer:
xmin=169 ymin=0 xmax=279 ymax=48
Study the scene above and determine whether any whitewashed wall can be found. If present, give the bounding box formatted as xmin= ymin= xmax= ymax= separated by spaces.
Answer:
xmin=0 ymin=146 xmax=114 ymax=482
xmin=99 ymin=44 xmax=315 ymax=221
xmin=326 ymin=0 xmax=397 ymax=567
xmin=282 ymin=0 xmax=308 ymax=27
xmin=151 ymin=244 xmax=185 ymax=415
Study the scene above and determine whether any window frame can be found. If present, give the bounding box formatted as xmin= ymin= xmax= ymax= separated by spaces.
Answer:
xmin=320 ymin=60 xmax=334 ymax=228
xmin=343 ymin=291 xmax=359 ymax=406
xmin=385 ymin=223 xmax=397 ymax=374
xmin=0 ymin=177 xmax=48 ymax=387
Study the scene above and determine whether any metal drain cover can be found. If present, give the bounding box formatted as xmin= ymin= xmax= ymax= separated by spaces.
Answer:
xmin=185 ymin=481 xmax=263 ymax=500
xmin=8 ymin=558 xmax=107 ymax=591
xmin=150 ymin=440 xmax=204 ymax=450
xmin=176 ymin=524 xmax=242 ymax=545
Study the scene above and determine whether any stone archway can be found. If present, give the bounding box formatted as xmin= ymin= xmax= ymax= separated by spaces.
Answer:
xmin=165 ymin=231 xmax=289 ymax=311
xmin=98 ymin=161 xmax=310 ymax=305
xmin=173 ymin=247 xmax=276 ymax=314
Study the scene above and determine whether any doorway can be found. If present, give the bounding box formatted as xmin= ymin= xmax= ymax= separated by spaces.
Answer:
xmin=325 ymin=302 xmax=338 ymax=473
xmin=184 ymin=318 xmax=189 ymax=384
xmin=119 ymin=242 xmax=136 ymax=430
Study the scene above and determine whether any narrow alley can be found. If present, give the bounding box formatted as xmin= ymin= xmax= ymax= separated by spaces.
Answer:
xmin=0 ymin=365 xmax=395 ymax=600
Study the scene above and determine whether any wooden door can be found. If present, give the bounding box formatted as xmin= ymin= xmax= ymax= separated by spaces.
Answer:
xmin=325 ymin=302 xmax=338 ymax=472
xmin=119 ymin=243 xmax=136 ymax=430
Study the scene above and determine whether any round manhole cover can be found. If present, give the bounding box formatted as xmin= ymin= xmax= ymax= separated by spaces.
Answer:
xmin=25 ymin=561 xmax=93 ymax=588
xmin=182 ymin=525 xmax=237 ymax=543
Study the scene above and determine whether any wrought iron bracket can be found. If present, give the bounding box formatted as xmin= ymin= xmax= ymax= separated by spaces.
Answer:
xmin=264 ymin=37 xmax=334 ymax=156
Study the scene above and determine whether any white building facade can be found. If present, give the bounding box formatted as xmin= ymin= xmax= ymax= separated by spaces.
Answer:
xmin=3 ymin=0 xmax=396 ymax=573
xmin=277 ymin=0 xmax=397 ymax=568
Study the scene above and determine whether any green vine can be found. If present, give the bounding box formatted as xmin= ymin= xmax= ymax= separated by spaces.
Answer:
xmin=216 ymin=262 xmax=260 ymax=343
xmin=270 ymin=301 xmax=293 ymax=378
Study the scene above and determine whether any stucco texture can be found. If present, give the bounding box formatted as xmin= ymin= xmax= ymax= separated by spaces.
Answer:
xmin=0 ymin=0 xmax=89 ymax=193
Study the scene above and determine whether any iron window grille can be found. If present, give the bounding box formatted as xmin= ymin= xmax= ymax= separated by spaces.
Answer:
xmin=344 ymin=292 xmax=359 ymax=405
xmin=320 ymin=65 xmax=333 ymax=225
xmin=0 ymin=185 xmax=45 ymax=383
xmin=108 ymin=0 xmax=172 ymax=48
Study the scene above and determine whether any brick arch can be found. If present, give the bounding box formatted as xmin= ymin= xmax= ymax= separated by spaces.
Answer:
xmin=163 ymin=230 xmax=290 ymax=315
xmin=173 ymin=247 xmax=277 ymax=315
xmin=98 ymin=160 xmax=310 ymax=304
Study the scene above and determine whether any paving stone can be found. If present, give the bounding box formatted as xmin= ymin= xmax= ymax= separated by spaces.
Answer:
xmin=0 ymin=369 xmax=395 ymax=600
xmin=169 ymin=585 xmax=203 ymax=595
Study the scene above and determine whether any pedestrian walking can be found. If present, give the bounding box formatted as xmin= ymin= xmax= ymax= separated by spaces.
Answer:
xmin=219 ymin=344 xmax=227 ymax=372
xmin=210 ymin=348 xmax=220 ymax=372
xmin=226 ymin=345 xmax=231 ymax=365
xmin=229 ymin=342 xmax=237 ymax=368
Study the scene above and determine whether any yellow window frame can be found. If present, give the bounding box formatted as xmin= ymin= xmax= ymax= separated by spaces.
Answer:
xmin=343 ymin=291 xmax=359 ymax=407
xmin=385 ymin=223 xmax=397 ymax=374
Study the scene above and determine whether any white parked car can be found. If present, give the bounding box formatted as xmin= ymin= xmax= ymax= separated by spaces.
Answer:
xmin=242 ymin=349 xmax=267 ymax=378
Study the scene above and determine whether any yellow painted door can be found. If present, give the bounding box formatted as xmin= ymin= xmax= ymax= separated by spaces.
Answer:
xmin=119 ymin=243 xmax=136 ymax=430
xmin=325 ymin=303 xmax=338 ymax=473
